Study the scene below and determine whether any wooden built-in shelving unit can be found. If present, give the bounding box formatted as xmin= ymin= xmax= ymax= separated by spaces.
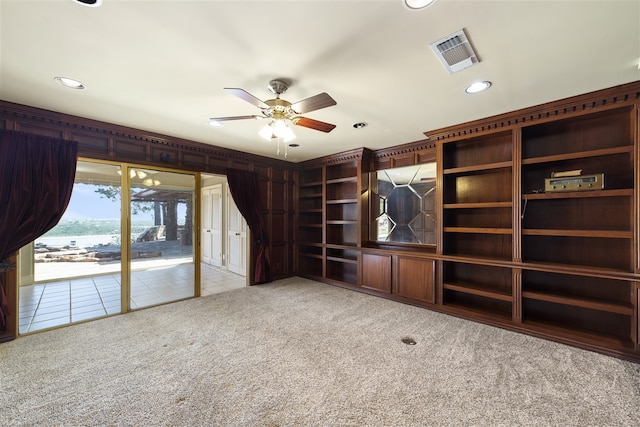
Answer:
xmin=296 ymin=81 xmax=640 ymax=362
xmin=295 ymin=150 xmax=370 ymax=287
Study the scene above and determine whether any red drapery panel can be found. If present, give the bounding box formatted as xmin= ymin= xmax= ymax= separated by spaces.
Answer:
xmin=226 ymin=168 xmax=272 ymax=284
xmin=0 ymin=130 xmax=78 ymax=322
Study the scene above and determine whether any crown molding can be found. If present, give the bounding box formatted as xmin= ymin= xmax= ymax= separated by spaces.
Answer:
xmin=424 ymin=81 xmax=640 ymax=143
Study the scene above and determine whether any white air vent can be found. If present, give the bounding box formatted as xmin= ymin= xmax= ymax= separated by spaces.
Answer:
xmin=430 ymin=29 xmax=478 ymax=74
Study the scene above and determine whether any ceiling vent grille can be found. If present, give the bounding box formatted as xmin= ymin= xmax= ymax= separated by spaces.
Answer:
xmin=430 ymin=29 xmax=479 ymax=74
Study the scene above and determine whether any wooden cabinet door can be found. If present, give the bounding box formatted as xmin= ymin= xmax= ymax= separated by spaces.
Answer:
xmin=361 ymin=253 xmax=391 ymax=293
xmin=395 ymin=257 xmax=435 ymax=303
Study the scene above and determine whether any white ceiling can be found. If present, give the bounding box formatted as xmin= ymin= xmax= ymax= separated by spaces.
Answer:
xmin=1 ymin=0 xmax=639 ymax=163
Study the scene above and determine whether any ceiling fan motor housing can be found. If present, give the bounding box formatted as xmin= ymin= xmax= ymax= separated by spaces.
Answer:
xmin=265 ymin=98 xmax=296 ymax=120
xmin=268 ymin=79 xmax=289 ymax=97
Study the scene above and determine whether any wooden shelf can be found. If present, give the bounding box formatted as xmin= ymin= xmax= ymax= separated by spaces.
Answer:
xmin=522 ymin=320 xmax=635 ymax=350
xmin=326 ymin=177 xmax=357 ymax=185
xmin=324 ymin=243 xmax=356 ymax=250
xmin=522 ymin=145 xmax=633 ymax=165
xmin=443 ymin=282 xmax=512 ymax=302
xmin=326 ymin=220 xmax=357 ymax=225
xmin=326 ymin=198 xmax=358 ymax=204
xmin=442 ymin=301 xmax=513 ymax=323
xmin=299 ymin=224 xmax=323 ymax=228
xmin=299 ymin=180 xmax=323 ymax=187
xmin=299 ymin=253 xmax=323 ymax=260
xmin=522 ymin=229 xmax=632 ymax=238
xmin=300 ymin=193 xmax=322 ymax=199
xmin=521 ymin=261 xmax=637 ymax=279
xmin=522 ymin=291 xmax=633 ymax=315
xmin=444 ymin=201 xmax=512 ymax=209
xmin=443 ymin=160 xmax=512 ymax=175
xmin=297 ymin=242 xmax=323 ymax=248
xmin=326 ymin=256 xmax=358 ymax=264
xmin=444 ymin=227 xmax=513 ymax=235
xmin=523 ymin=189 xmax=633 ymax=200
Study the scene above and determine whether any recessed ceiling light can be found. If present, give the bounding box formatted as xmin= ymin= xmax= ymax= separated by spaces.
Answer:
xmin=54 ymin=76 xmax=86 ymax=90
xmin=353 ymin=122 xmax=368 ymax=129
xmin=208 ymin=119 xmax=223 ymax=127
xmin=73 ymin=0 xmax=102 ymax=7
xmin=465 ymin=81 xmax=492 ymax=94
xmin=288 ymin=143 xmax=300 ymax=148
xmin=404 ymin=0 xmax=437 ymax=10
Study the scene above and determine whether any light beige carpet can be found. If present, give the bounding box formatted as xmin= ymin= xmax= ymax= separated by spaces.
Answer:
xmin=1 ymin=277 xmax=638 ymax=426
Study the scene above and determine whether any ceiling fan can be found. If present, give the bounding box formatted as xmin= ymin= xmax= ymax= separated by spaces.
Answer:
xmin=209 ymin=79 xmax=337 ymax=143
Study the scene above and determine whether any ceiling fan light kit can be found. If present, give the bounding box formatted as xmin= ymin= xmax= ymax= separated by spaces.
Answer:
xmin=259 ymin=119 xmax=296 ymax=143
xmin=209 ymin=79 xmax=337 ymax=157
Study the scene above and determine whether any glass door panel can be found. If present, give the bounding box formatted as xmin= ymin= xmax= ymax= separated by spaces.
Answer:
xmin=129 ymin=168 xmax=195 ymax=309
xmin=19 ymin=160 xmax=122 ymax=334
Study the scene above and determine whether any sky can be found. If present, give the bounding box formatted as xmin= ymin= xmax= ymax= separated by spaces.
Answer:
xmin=62 ymin=183 xmax=185 ymax=223
xmin=63 ymin=184 xmax=123 ymax=220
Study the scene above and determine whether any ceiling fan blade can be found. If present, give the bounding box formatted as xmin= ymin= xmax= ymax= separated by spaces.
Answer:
xmin=208 ymin=115 xmax=264 ymax=127
xmin=224 ymin=88 xmax=269 ymax=109
xmin=292 ymin=117 xmax=336 ymax=133
xmin=290 ymin=92 xmax=336 ymax=114
xmin=209 ymin=115 xmax=263 ymax=122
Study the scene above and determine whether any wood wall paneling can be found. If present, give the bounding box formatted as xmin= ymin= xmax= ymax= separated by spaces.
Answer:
xmin=270 ymin=243 xmax=286 ymax=278
xmin=15 ymin=122 xmax=65 ymax=138
xmin=69 ymin=130 xmax=111 ymax=157
xmin=391 ymin=154 xmax=414 ymax=168
xmin=181 ymin=150 xmax=208 ymax=169
xmin=151 ymin=146 xmax=179 ymax=166
xmin=113 ymin=137 xmax=149 ymax=163
xmin=271 ymin=181 xmax=286 ymax=212
xmin=271 ymin=213 xmax=286 ymax=243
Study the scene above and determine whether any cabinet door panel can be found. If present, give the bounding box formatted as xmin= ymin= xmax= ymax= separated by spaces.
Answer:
xmin=396 ymin=257 xmax=435 ymax=303
xmin=362 ymin=253 xmax=391 ymax=293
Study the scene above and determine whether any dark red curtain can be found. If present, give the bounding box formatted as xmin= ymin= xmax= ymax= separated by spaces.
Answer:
xmin=0 ymin=130 xmax=78 ymax=322
xmin=226 ymin=168 xmax=272 ymax=284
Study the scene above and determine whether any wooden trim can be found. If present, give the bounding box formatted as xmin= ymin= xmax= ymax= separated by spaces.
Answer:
xmin=634 ymin=104 xmax=640 ymax=274
xmin=0 ymin=100 xmax=291 ymax=171
xmin=512 ymin=268 xmax=522 ymax=323
xmin=635 ymin=282 xmax=639 ymax=348
xmin=424 ymin=81 xmax=640 ymax=143
xmin=296 ymin=147 xmax=370 ymax=169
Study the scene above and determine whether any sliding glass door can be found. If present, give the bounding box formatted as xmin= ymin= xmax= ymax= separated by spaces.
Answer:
xmin=19 ymin=160 xmax=197 ymax=333
xmin=128 ymin=167 xmax=195 ymax=309
xmin=19 ymin=161 xmax=123 ymax=333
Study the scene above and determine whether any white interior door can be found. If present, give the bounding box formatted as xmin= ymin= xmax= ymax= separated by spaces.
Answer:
xmin=227 ymin=187 xmax=247 ymax=276
xmin=201 ymin=184 xmax=223 ymax=267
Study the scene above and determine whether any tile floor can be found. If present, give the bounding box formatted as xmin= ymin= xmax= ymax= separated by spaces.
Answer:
xmin=19 ymin=263 xmax=245 ymax=334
